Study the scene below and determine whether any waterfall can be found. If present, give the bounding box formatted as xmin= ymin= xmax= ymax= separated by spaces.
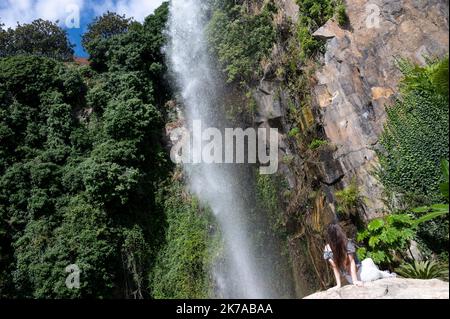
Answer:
xmin=166 ymin=0 xmax=272 ymax=298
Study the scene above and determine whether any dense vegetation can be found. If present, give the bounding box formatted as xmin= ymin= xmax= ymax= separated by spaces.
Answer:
xmin=378 ymin=58 xmax=449 ymax=203
xmin=294 ymin=0 xmax=347 ymax=59
xmin=357 ymin=57 xmax=449 ymax=271
xmin=207 ymin=0 xmax=277 ymax=84
xmin=0 ymin=19 xmax=74 ymax=61
xmin=0 ymin=2 xmax=213 ymax=298
xmin=150 ymin=177 xmax=212 ymax=299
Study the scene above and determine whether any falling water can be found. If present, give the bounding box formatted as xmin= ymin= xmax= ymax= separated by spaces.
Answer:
xmin=166 ymin=0 xmax=273 ymax=298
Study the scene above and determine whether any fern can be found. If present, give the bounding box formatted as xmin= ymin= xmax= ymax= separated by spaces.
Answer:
xmin=397 ymin=56 xmax=449 ymax=98
xmin=429 ymin=56 xmax=449 ymax=97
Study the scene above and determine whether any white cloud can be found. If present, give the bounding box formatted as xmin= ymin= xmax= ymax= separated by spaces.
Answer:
xmin=0 ymin=0 xmax=85 ymax=28
xmin=90 ymin=0 xmax=165 ymax=22
xmin=0 ymin=0 xmax=165 ymax=29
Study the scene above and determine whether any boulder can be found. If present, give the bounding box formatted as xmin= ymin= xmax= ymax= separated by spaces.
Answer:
xmin=304 ymin=278 xmax=449 ymax=299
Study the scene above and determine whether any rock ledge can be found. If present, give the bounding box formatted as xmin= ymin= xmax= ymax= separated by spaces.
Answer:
xmin=304 ymin=278 xmax=449 ymax=299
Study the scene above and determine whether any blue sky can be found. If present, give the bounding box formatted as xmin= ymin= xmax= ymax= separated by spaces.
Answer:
xmin=0 ymin=0 xmax=166 ymax=57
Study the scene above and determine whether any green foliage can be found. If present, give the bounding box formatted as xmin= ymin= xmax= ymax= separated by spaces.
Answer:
xmin=439 ymin=159 xmax=449 ymax=200
xmin=82 ymin=2 xmax=170 ymax=92
xmin=336 ymin=4 xmax=349 ymax=27
xmin=256 ymin=174 xmax=281 ymax=219
xmin=252 ymin=172 xmax=295 ymax=297
xmin=0 ymin=55 xmax=59 ymax=105
xmin=378 ymin=57 xmax=449 ymax=203
xmin=430 ymin=57 xmax=449 ymax=97
xmin=255 ymin=172 xmax=291 ymax=244
xmin=0 ymin=19 xmax=74 ymax=61
xmin=357 ymin=214 xmax=416 ymax=266
xmin=294 ymin=0 xmax=337 ymax=59
xmin=357 ymin=208 xmax=448 ymax=267
xmin=296 ymin=25 xmax=320 ymax=60
xmin=150 ymin=180 xmax=211 ymax=299
xmin=413 ymin=204 xmax=449 ymax=223
xmin=335 ymin=180 xmax=360 ymax=216
xmin=411 ymin=160 xmax=450 ymax=258
xmin=377 ymin=57 xmax=449 ymax=263
xmin=82 ymin=12 xmax=132 ymax=49
xmin=295 ymin=0 xmax=334 ymax=29
xmin=81 ymin=11 xmax=138 ymax=71
xmin=308 ymin=138 xmax=328 ymax=150
xmin=13 ymin=196 xmax=117 ymax=298
xmin=288 ymin=127 xmax=300 ymax=138
xmin=413 ymin=160 xmax=449 ymax=217
xmin=397 ymin=56 xmax=449 ymax=98
xmin=207 ymin=1 xmax=276 ymax=83
xmin=395 ymin=260 xmax=449 ymax=280
xmin=103 ymin=98 xmax=160 ymax=140
xmin=121 ymin=225 xmax=152 ymax=299
xmin=0 ymin=3 xmax=173 ymax=298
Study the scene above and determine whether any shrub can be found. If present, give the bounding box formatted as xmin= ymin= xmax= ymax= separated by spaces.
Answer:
xmin=150 ymin=180 xmax=211 ymax=299
xmin=288 ymin=127 xmax=300 ymax=138
xmin=395 ymin=260 xmax=448 ymax=280
xmin=295 ymin=0 xmax=334 ymax=29
xmin=336 ymin=4 xmax=349 ymax=27
xmin=296 ymin=25 xmax=321 ymax=60
xmin=335 ymin=180 xmax=360 ymax=216
xmin=256 ymin=174 xmax=281 ymax=217
xmin=0 ymin=3 xmax=172 ymax=298
xmin=309 ymin=139 xmax=328 ymax=150
xmin=357 ymin=207 xmax=448 ymax=267
xmin=412 ymin=160 xmax=449 ymax=259
xmin=294 ymin=0 xmax=337 ymax=59
xmin=357 ymin=215 xmax=415 ymax=266
xmin=207 ymin=2 xmax=276 ymax=83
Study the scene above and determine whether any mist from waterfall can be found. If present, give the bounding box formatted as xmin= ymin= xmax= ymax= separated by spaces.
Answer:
xmin=166 ymin=0 xmax=273 ymax=298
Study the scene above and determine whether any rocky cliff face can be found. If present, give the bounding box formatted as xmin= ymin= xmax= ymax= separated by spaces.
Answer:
xmin=313 ymin=0 xmax=449 ymax=219
xmin=250 ymin=0 xmax=449 ymax=297
xmin=266 ymin=0 xmax=449 ymax=219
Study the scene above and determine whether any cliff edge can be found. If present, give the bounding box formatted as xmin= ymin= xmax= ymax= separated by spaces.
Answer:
xmin=304 ymin=278 xmax=449 ymax=299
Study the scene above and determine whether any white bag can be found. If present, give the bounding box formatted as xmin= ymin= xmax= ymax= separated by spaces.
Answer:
xmin=359 ymin=258 xmax=396 ymax=282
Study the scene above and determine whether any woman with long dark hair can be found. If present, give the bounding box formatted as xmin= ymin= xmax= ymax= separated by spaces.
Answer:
xmin=324 ymin=223 xmax=363 ymax=288
xmin=324 ymin=223 xmax=395 ymax=289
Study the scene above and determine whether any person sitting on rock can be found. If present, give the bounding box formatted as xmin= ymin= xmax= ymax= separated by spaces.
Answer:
xmin=324 ymin=223 xmax=395 ymax=289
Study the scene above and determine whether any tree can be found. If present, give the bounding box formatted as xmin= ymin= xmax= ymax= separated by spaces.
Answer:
xmin=0 ymin=3 xmax=177 ymax=299
xmin=82 ymin=12 xmax=132 ymax=49
xmin=82 ymin=12 xmax=133 ymax=70
xmin=0 ymin=20 xmax=7 ymax=53
xmin=0 ymin=19 xmax=74 ymax=61
xmin=12 ymin=196 xmax=118 ymax=298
